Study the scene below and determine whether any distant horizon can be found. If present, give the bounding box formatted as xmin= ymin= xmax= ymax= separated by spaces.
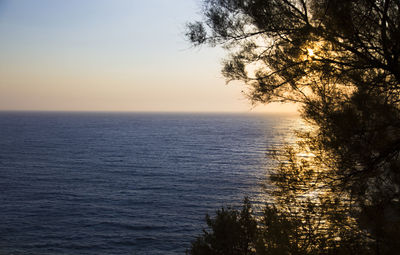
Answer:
xmin=0 ymin=109 xmax=300 ymax=115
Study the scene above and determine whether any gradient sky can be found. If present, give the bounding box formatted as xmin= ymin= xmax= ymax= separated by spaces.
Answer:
xmin=0 ymin=0 xmax=296 ymax=113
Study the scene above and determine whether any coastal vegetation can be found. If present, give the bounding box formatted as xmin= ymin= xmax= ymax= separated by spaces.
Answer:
xmin=186 ymin=0 xmax=400 ymax=254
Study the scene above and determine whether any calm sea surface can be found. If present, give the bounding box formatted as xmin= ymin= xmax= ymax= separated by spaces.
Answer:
xmin=0 ymin=112 xmax=299 ymax=255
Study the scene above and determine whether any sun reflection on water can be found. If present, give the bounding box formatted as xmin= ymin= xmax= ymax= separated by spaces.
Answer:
xmin=250 ymin=115 xmax=308 ymax=211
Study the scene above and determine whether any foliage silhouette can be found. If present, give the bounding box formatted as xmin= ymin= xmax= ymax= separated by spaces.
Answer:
xmin=187 ymin=0 xmax=400 ymax=254
xmin=188 ymin=198 xmax=257 ymax=255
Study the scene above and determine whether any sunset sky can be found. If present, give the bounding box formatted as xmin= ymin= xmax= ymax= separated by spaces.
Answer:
xmin=0 ymin=0 xmax=296 ymax=113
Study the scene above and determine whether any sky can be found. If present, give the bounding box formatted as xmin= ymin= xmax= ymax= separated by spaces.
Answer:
xmin=0 ymin=0 xmax=297 ymax=113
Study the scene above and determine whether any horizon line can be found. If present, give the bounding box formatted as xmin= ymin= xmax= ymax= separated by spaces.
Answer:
xmin=0 ymin=109 xmax=299 ymax=115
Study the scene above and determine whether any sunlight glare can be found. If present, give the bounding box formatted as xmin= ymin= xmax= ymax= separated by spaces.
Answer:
xmin=307 ymin=48 xmax=315 ymax=57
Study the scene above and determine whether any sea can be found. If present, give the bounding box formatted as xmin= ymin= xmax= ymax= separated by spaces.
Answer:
xmin=0 ymin=112 xmax=300 ymax=255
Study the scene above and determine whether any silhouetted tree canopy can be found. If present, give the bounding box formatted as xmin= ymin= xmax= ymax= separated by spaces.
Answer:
xmin=187 ymin=0 xmax=400 ymax=254
xmin=187 ymin=0 xmax=400 ymax=105
xmin=188 ymin=198 xmax=257 ymax=255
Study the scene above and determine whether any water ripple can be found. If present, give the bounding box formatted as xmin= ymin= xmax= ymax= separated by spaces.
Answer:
xmin=0 ymin=112 xmax=299 ymax=254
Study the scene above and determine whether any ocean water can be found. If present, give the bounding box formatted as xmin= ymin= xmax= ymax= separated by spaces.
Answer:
xmin=0 ymin=112 xmax=299 ymax=255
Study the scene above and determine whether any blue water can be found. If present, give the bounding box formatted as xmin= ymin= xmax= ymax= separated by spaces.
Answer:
xmin=0 ymin=112 xmax=299 ymax=254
